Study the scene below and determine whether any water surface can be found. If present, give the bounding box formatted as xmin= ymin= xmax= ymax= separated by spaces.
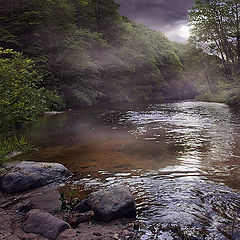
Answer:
xmin=21 ymin=101 xmax=240 ymax=239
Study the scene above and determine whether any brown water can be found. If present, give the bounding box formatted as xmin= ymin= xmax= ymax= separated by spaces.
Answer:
xmin=20 ymin=101 xmax=240 ymax=239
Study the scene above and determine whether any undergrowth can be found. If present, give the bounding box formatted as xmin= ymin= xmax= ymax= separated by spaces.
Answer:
xmin=0 ymin=135 xmax=35 ymax=164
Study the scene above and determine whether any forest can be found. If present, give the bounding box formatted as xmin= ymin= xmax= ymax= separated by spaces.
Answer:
xmin=1 ymin=0 xmax=240 ymax=133
xmin=0 ymin=0 xmax=240 ymax=157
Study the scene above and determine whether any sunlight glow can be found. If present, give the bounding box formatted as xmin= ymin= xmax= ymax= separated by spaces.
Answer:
xmin=178 ymin=25 xmax=190 ymax=39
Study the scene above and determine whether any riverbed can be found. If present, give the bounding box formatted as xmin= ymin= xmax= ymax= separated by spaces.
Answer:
xmin=19 ymin=101 xmax=240 ymax=239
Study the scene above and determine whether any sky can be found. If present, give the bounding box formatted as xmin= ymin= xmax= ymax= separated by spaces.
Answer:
xmin=115 ymin=0 xmax=194 ymax=43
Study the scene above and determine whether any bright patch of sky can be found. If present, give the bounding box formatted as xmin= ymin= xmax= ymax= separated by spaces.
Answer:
xmin=115 ymin=0 xmax=194 ymax=43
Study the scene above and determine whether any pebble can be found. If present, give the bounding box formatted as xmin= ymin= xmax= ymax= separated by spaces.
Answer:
xmin=112 ymin=233 xmax=119 ymax=239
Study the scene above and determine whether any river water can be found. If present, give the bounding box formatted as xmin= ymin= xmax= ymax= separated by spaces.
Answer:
xmin=21 ymin=101 xmax=240 ymax=239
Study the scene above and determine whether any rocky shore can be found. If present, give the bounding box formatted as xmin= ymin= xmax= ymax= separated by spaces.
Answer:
xmin=0 ymin=161 xmax=139 ymax=240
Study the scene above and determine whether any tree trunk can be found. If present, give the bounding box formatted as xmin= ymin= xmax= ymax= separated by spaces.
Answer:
xmin=235 ymin=2 xmax=240 ymax=69
xmin=208 ymin=29 xmax=231 ymax=82
xmin=96 ymin=0 xmax=103 ymax=33
xmin=198 ymin=55 xmax=214 ymax=93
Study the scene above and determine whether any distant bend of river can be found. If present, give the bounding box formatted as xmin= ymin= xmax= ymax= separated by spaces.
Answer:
xmin=20 ymin=101 xmax=240 ymax=239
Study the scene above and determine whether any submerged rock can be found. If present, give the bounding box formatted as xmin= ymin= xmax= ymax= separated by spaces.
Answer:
xmin=22 ymin=209 xmax=71 ymax=239
xmin=75 ymin=186 xmax=136 ymax=223
xmin=0 ymin=161 xmax=71 ymax=194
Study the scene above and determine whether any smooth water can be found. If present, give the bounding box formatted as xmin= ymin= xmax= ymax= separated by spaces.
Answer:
xmin=21 ymin=101 xmax=240 ymax=239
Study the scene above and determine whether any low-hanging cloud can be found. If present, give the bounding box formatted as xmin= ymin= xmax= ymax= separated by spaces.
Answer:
xmin=115 ymin=0 xmax=194 ymax=42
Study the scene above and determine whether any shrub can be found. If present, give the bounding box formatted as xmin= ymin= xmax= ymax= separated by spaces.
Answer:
xmin=0 ymin=48 xmax=45 ymax=131
xmin=44 ymin=90 xmax=66 ymax=111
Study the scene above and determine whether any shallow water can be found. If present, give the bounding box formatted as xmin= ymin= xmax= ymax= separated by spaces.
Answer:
xmin=20 ymin=101 xmax=240 ymax=239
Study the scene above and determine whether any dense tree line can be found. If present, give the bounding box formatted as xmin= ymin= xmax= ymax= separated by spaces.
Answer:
xmin=3 ymin=0 xmax=240 ymax=132
xmin=189 ymin=0 xmax=240 ymax=76
xmin=1 ymin=0 xmax=239 ymax=160
xmin=188 ymin=0 xmax=240 ymax=104
xmin=0 ymin=0 xmax=195 ymax=117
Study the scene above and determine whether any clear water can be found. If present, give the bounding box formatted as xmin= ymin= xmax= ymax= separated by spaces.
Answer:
xmin=20 ymin=101 xmax=240 ymax=239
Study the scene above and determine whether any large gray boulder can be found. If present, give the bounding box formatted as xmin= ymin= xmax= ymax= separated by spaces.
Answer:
xmin=22 ymin=209 xmax=71 ymax=239
xmin=0 ymin=161 xmax=71 ymax=194
xmin=75 ymin=186 xmax=136 ymax=222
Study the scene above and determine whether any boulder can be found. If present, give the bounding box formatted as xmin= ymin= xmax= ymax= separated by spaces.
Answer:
xmin=77 ymin=186 xmax=136 ymax=222
xmin=22 ymin=209 xmax=71 ymax=239
xmin=72 ymin=198 xmax=90 ymax=213
xmin=0 ymin=161 xmax=71 ymax=194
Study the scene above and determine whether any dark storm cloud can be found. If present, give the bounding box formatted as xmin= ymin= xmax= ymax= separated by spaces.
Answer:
xmin=115 ymin=0 xmax=194 ymax=42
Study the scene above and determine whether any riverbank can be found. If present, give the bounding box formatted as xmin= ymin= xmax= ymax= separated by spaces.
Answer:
xmin=195 ymin=88 xmax=240 ymax=106
xmin=1 ymin=161 xmax=240 ymax=239
xmin=0 ymin=162 xmax=218 ymax=240
xmin=195 ymin=92 xmax=227 ymax=103
xmin=0 ymin=205 xmax=139 ymax=240
xmin=0 ymin=161 xmax=140 ymax=240
xmin=2 ymin=101 xmax=240 ymax=239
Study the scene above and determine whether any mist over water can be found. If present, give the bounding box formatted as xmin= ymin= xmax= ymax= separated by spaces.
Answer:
xmin=21 ymin=101 xmax=240 ymax=239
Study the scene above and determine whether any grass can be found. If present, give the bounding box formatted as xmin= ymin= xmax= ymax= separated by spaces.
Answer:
xmin=195 ymin=91 xmax=228 ymax=103
xmin=0 ymin=135 xmax=34 ymax=164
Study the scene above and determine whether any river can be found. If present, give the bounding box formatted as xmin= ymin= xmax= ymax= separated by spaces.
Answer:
xmin=20 ymin=101 xmax=240 ymax=239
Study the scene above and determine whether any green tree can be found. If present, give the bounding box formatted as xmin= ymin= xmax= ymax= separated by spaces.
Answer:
xmin=0 ymin=48 xmax=45 ymax=131
xmin=189 ymin=0 xmax=240 ymax=80
xmin=0 ymin=0 xmax=197 ymax=110
xmin=70 ymin=0 xmax=130 ymax=43
xmin=175 ymin=42 xmax=225 ymax=94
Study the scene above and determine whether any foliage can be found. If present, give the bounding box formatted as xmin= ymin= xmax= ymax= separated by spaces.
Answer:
xmin=55 ymin=188 xmax=79 ymax=212
xmin=0 ymin=0 xmax=194 ymax=111
xmin=195 ymin=92 xmax=228 ymax=103
xmin=3 ymin=0 xmax=240 ymax=113
xmin=0 ymin=48 xmax=46 ymax=131
xmin=0 ymin=135 xmax=34 ymax=162
xmin=187 ymin=0 xmax=240 ymax=104
xmin=189 ymin=0 xmax=240 ymax=81
xmin=44 ymin=90 xmax=65 ymax=111
xmin=173 ymin=42 xmax=225 ymax=95
xmin=225 ymin=86 xmax=240 ymax=106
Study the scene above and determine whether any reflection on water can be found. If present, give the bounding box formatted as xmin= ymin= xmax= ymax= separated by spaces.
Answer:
xmin=20 ymin=101 xmax=240 ymax=239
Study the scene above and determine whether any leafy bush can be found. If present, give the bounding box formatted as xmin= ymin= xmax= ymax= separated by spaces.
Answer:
xmin=195 ymin=92 xmax=228 ymax=103
xmin=44 ymin=90 xmax=66 ymax=111
xmin=0 ymin=48 xmax=46 ymax=131
xmin=225 ymin=88 xmax=240 ymax=106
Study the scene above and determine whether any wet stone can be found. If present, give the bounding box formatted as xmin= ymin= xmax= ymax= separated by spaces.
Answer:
xmin=0 ymin=161 xmax=71 ymax=194
xmin=82 ymin=186 xmax=136 ymax=223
